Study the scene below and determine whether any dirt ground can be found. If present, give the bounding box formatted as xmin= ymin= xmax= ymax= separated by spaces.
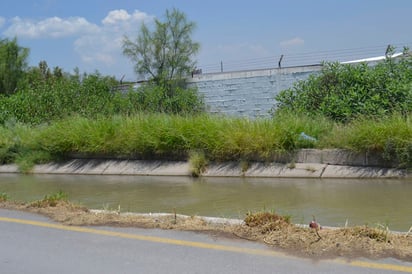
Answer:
xmin=1 ymin=200 xmax=411 ymax=262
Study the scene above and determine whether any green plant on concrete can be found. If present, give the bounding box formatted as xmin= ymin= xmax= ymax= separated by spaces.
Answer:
xmin=240 ymin=160 xmax=250 ymax=173
xmin=305 ymin=165 xmax=317 ymax=173
xmin=15 ymin=150 xmax=53 ymax=173
xmin=0 ymin=192 xmax=9 ymax=202
xmin=287 ymin=161 xmax=296 ymax=169
xmin=189 ymin=150 xmax=208 ymax=177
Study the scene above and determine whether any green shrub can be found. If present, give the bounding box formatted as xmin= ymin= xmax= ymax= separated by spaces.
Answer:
xmin=189 ymin=151 xmax=208 ymax=177
xmin=0 ymin=72 xmax=205 ymax=125
xmin=0 ymin=192 xmax=8 ymax=202
xmin=130 ymin=82 xmax=205 ymax=114
xmin=0 ymin=72 xmax=119 ymax=124
xmin=274 ymin=48 xmax=412 ymax=123
xmin=30 ymin=190 xmax=68 ymax=207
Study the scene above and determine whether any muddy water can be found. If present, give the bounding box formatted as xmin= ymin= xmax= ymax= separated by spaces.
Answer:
xmin=0 ymin=174 xmax=411 ymax=231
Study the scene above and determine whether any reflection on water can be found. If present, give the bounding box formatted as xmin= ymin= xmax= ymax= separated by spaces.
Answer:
xmin=0 ymin=174 xmax=411 ymax=231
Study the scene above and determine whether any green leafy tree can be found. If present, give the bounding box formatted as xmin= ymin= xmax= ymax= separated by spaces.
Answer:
xmin=0 ymin=37 xmax=29 ymax=95
xmin=21 ymin=60 xmax=65 ymax=89
xmin=122 ymin=8 xmax=204 ymax=114
xmin=122 ymin=8 xmax=200 ymax=86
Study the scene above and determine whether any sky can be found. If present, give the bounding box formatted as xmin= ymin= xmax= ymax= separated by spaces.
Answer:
xmin=1 ymin=0 xmax=411 ymax=81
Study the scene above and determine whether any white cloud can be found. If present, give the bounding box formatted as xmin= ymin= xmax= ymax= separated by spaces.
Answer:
xmin=280 ymin=37 xmax=305 ymax=48
xmin=4 ymin=16 xmax=99 ymax=38
xmin=74 ymin=9 xmax=153 ymax=68
xmin=102 ymin=9 xmax=151 ymax=26
xmin=0 ymin=17 xmax=5 ymax=28
xmin=2 ymin=9 xmax=153 ymax=74
xmin=102 ymin=9 xmax=131 ymax=25
xmin=74 ymin=34 xmax=121 ymax=66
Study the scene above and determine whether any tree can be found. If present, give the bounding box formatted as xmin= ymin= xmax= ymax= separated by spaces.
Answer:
xmin=0 ymin=37 xmax=29 ymax=95
xmin=122 ymin=8 xmax=200 ymax=86
xmin=19 ymin=60 xmax=66 ymax=91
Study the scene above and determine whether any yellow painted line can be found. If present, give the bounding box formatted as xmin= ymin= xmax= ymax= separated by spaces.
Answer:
xmin=0 ymin=216 xmax=286 ymax=257
xmin=1 ymin=216 xmax=412 ymax=273
xmin=347 ymin=260 xmax=412 ymax=273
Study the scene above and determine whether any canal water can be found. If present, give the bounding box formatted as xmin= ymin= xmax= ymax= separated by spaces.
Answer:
xmin=0 ymin=174 xmax=411 ymax=231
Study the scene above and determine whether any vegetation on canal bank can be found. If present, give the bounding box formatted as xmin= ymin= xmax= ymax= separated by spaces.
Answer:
xmin=0 ymin=112 xmax=411 ymax=172
xmin=1 ymin=38 xmax=412 ymax=172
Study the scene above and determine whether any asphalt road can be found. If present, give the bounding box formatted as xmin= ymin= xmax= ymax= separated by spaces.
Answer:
xmin=0 ymin=209 xmax=411 ymax=274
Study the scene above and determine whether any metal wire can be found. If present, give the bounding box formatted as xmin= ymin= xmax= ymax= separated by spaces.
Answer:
xmin=197 ymin=42 xmax=412 ymax=73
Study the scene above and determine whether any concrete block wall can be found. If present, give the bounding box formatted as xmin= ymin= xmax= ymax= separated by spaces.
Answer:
xmin=187 ymin=65 xmax=322 ymax=118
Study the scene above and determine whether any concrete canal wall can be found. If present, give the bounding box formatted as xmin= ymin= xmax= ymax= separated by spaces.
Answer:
xmin=0 ymin=149 xmax=409 ymax=178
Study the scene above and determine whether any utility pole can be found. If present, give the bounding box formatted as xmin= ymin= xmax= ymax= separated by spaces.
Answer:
xmin=278 ymin=54 xmax=284 ymax=69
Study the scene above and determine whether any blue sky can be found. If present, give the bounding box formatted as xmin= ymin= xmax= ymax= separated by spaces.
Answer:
xmin=1 ymin=0 xmax=411 ymax=80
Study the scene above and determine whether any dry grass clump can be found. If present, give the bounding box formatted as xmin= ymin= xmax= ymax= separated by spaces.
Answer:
xmin=244 ymin=211 xmax=291 ymax=233
xmin=236 ymin=212 xmax=412 ymax=260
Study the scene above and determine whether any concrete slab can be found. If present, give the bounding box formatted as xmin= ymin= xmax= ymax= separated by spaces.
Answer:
xmin=244 ymin=162 xmax=282 ymax=177
xmin=277 ymin=163 xmax=326 ymax=178
xmin=321 ymin=165 xmax=406 ymax=178
xmin=204 ymin=162 xmax=243 ymax=177
xmin=148 ymin=161 xmax=190 ymax=176
xmin=111 ymin=160 xmax=190 ymax=176
xmin=320 ymin=149 xmax=366 ymax=166
xmin=0 ymin=164 xmax=18 ymax=173
xmin=33 ymin=159 xmax=111 ymax=175
xmin=1 ymin=149 xmax=410 ymax=178
xmin=32 ymin=162 xmax=74 ymax=174
xmin=53 ymin=159 xmax=106 ymax=174
xmin=295 ymin=149 xmax=366 ymax=166
xmin=101 ymin=160 xmax=134 ymax=175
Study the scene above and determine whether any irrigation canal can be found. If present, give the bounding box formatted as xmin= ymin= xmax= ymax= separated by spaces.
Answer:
xmin=0 ymin=174 xmax=411 ymax=232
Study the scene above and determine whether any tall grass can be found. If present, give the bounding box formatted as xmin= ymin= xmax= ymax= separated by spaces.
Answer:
xmin=0 ymin=120 xmax=51 ymax=172
xmin=321 ymin=113 xmax=412 ymax=167
xmin=37 ymin=113 xmax=331 ymax=161
xmin=1 ymin=112 xmax=411 ymax=170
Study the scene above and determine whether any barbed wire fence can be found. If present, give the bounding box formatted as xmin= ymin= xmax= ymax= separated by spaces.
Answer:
xmin=196 ymin=42 xmax=412 ymax=74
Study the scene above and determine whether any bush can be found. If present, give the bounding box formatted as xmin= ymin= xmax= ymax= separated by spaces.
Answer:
xmin=274 ymin=48 xmax=412 ymax=123
xmin=128 ymin=82 xmax=205 ymax=114
xmin=0 ymin=71 xmax=205 ymax=125
xmin=0 ymin=72 xmax=119 ymax=124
